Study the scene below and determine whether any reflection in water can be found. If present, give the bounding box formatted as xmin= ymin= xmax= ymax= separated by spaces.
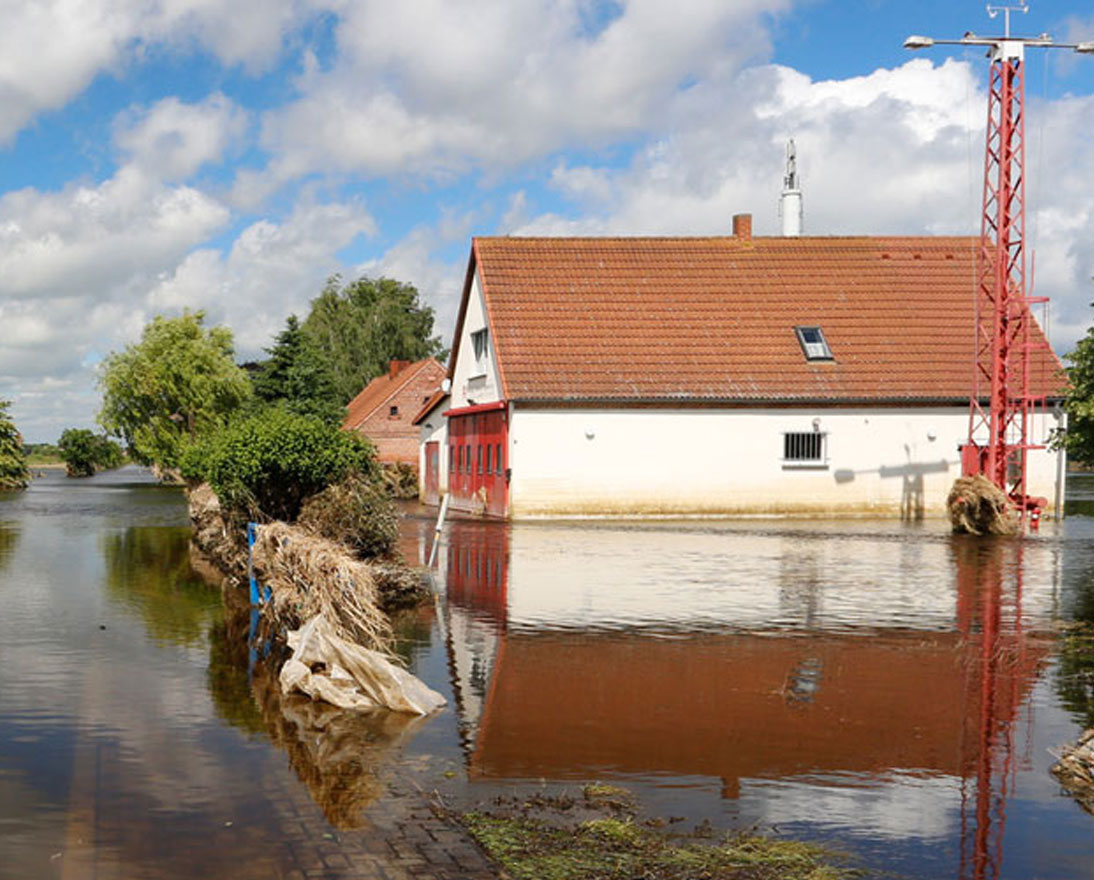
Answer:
xmin=251 ymin=663 xmax=429 ymax=829
xmin=429 ymin=516 xmax=1077 ymax=880
xmin=0 ymin=523 xmax=18 ymax=572
xmin=208 ymin=600 xmax=434 ymax=829
xmin=102 ymin=526 xmax=222 ymax=646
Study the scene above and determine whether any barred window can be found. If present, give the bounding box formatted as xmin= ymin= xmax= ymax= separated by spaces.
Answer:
xmin=783 ymin=431 xmax=827 ymax=464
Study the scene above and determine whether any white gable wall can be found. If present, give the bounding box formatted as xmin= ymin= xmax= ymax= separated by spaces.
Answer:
xmin=506 ymin=406 xmax=1064 ymax=517
xmin=451 ymin=272 xmax=503 ymax=410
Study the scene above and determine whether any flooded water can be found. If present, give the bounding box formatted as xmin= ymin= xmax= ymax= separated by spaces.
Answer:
xmin=3 ymin=468 xmax=1094 ymax=878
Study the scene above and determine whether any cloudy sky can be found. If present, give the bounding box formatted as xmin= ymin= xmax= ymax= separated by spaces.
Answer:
xmin=1 ymin=0 xmax=1092 ymax=442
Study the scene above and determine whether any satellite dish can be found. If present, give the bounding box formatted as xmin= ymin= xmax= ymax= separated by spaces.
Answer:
xmin=441 ymin=378 xmax=452 ymax=394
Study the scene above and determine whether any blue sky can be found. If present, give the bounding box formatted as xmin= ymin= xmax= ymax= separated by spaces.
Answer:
xmin=1 ymin=0 xmax=1092 ymax=442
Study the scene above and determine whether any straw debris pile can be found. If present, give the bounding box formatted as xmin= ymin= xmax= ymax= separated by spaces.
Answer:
xmin=251 ymin=521 xmax=393 ymax=654
xmin=297 ymin=471 xmax=398 ymax=561
xmin=947 ymin=475 xmax=1019 ymax=536
xmin=1052 ymin=729 xmax=1094 ymax=816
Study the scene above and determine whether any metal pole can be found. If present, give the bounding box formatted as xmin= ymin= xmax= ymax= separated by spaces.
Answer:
xmin=427 ymin=493 xmax=450 ymax=569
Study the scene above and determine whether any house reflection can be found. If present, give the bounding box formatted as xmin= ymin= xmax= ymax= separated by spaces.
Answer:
xmin=435 ymin=519 xmax=1052 ymax=876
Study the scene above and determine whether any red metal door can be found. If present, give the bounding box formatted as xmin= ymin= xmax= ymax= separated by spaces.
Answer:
xmin=424 ymin=441 xmax=440 ymax=505
xmin=446 ymin=404 xmax=508 ymax=517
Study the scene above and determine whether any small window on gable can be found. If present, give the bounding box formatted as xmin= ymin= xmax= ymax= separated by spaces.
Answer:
xmin=389 ymin=405 xmax=399 ymax=417
xmin=471 ymin=328 xmax=489 ymax=367
xmin=794 ymin=326 xmax=833 ymax=361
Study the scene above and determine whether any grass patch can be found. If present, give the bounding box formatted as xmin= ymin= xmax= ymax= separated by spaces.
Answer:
xmin=460 ymin=793 xmax=856 ymax=880
xmin=582 ymin=782 xmax=637 ymax=812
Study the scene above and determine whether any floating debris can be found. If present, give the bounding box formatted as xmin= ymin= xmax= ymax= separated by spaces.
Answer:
xmin=280 ymin=615 xmax=446 ymax=715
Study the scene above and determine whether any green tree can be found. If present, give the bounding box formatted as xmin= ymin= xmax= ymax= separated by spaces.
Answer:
xmin=253 ymin=315 xmax=344 ymax=425
xmin=0 ymin=400 xmax=29 ymax=490
xmin=98 ymin=312 xmax=252 ymax=470
xmin=302 ymin=275 xmax=446 ymax=402
xmin=1061 ymin=324 xmax=1094 ymax=465
xmin=58 ymin=428 xmax=124 ymax=477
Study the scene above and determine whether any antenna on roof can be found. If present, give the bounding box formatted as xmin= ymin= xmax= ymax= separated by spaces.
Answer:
xmin=780 ymin=139 xmax=803 ymax=237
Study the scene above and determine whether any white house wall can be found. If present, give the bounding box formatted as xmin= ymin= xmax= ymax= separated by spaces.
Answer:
xmin=507 ymin=406 xmax=1065 ymax=517
xmin=451 ymin=271 xmax=502 ymax=410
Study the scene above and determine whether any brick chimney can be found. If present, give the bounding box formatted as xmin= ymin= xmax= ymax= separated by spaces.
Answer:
xmin=389 ymin=359 xmax=411 ymax=379
xmin=732 ymin=213 xmax=752 ymax=240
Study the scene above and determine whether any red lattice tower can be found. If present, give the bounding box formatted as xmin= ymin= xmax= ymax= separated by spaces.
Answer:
xmin=905 ymin=9 xmax=1093 ymax=528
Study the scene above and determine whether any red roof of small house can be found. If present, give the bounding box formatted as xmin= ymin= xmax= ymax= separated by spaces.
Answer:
xmin=343 ymin=358 xmax=444 ymax=430
xmin=454 ymin=234 xmax=1065 ymax=404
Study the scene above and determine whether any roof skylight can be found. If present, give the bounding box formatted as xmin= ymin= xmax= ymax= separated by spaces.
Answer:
xmin=794 ymin=326 xmax=833 ymax=361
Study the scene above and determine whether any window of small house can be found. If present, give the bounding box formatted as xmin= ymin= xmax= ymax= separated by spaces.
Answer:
xmin=466 ymin=444 xmax=471 ymax=474
xmin=471 ymin=328 xmax=489 ymax=370
xmin=457 ymin=446 xmax=463 ymax=473
xmin=495 ymin=443 xmax=503 ymax=475
xmin=783 ymin=431 xmax=827 ymax=465
xmin=477 ymin=444 xmax=483 ymax=474
xmin=389 ymin=405 xmax=398 ymax=417
xmin=449 ymin=445 xmax=455 ymax=473
xmin=485 ymin=445 xmax=492 ymax=474
xmin=794 ymin=326 xmax=833 ymax=360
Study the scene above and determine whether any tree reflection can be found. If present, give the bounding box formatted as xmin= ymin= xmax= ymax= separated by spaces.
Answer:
xmin=0 ymin=525 xmax=18 ymax=573
xmin=101 ymin=526 xmax=222 ymax=646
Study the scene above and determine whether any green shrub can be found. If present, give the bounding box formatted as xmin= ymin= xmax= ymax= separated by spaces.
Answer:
xmin=181 ymin=407 xmax=377 ymax=522
xmin=58 ymin=428 xmax=124 ymax=477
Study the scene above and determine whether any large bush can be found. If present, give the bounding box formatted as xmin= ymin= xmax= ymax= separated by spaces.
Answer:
xmin=58 ymin=428 xmax=124 ymax=477
xmin=181 ymin=408 xmax=377 ymax=522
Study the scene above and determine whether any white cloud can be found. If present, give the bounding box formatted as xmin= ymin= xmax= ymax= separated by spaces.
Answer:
xmin=0 ymin=0 xmax=330 ymax=144
xmin=148 ymin=198 xmax=376 ymax=358
xmin=0 ymin=167 xmax=228 ymax=301
xmin=354 ymin=216 xmax=472 ymax=352
xmin=259 ymin=0 xmax=791 ymax=181
xmin=511 ymin=57 xmax=1094 ymax=353
xmin=0 ymin=150 xmax=230 ymax=439
xmin=114 ymin=94 xmax=248 ymax=181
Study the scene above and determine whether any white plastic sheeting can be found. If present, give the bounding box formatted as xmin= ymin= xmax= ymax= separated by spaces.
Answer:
xmin=280 ymin=616 xmax=446 ymax=715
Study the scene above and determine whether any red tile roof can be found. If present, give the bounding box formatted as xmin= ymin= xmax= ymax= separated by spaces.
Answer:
xmin=412 ymin=390 xmax=449 ymax=425
xmin=467 ymin=235 xmax=1064 ymax=403
xmin=343 ymin=358 xmax=444 ymax=430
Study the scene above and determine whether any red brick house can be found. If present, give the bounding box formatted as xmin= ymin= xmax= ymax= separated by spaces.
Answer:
xmin=343 ymin=359 xmax=446 ymax=464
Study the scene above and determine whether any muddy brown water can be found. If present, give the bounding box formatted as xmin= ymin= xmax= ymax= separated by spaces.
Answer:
xmin=4 ymin=468 xmax=1094 ymax=878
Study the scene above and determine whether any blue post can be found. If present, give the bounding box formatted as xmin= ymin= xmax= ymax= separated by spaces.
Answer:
xmin=247 ymin=523 xmax=271 ymax=605
xmin=248 ymin=522 xmax=260 ymax=605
